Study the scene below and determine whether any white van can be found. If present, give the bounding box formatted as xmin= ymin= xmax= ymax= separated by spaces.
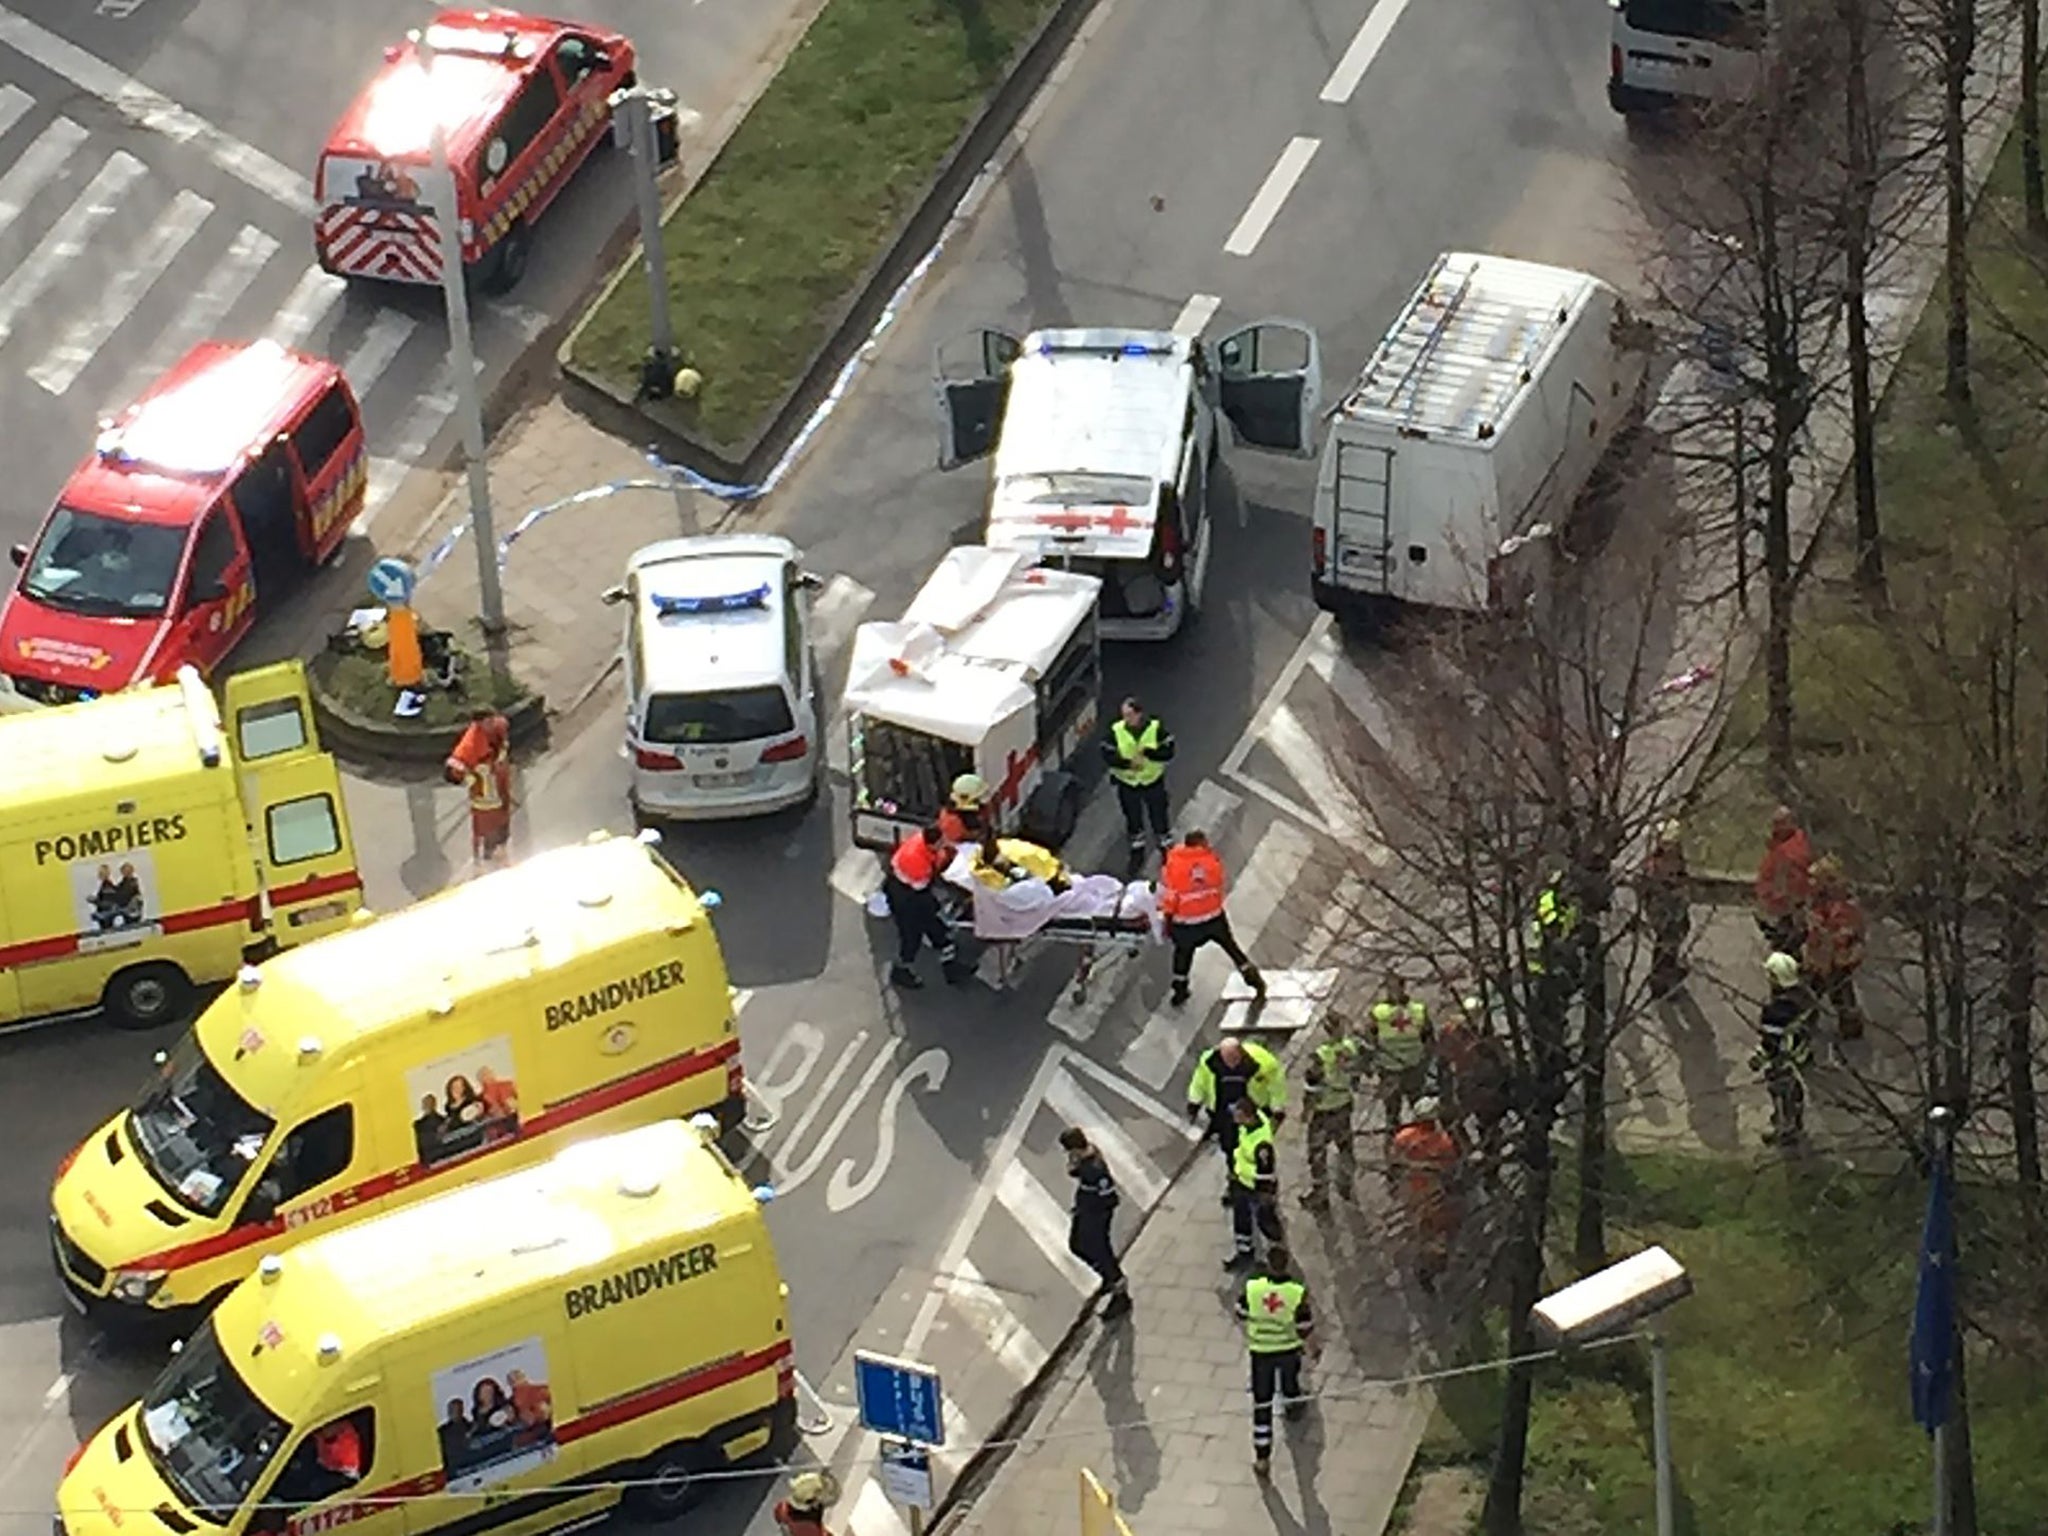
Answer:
xmin=605 ymin=535 xmax=824 ymax=820
xmin=1608 ymin=0 xmax=1765 ymax=114
xmin=1309 ymin=252 xmax=1653 ymax=618
xmin=933 ymin=325 xmax=1321 ymax=640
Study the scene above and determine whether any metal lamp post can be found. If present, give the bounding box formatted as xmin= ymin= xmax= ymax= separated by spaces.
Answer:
xmin=1533 ymin=1246 xmax=1695 ymax=1536
xmin=409 ymin=26 xmax=506 ymax=636
xmin=610 ymin=84 xmax=682 ymax=399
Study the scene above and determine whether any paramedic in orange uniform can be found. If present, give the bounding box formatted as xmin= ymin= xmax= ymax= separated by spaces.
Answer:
xmin=445 ymin=709 xmax=514 ymax=871
xmin=1159 ymin=830 xmax=1265 ymax=1007
xmin=1391 ymin=1097 xmax=1462 ymax=1291
xmin=885 ymin=826 xmax=966 ymax=990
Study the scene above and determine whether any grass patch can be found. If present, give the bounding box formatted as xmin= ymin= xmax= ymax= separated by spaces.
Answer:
xmin=315 ymin=645 xmax=532 ymax=732
xmin=1687 ymin=124 xmax=2048 ymax=873
xmin=1433 ymin=1151 xmax=2048 ymax=1534
xmin=569 ymin=0 xmax=1064 ymax=449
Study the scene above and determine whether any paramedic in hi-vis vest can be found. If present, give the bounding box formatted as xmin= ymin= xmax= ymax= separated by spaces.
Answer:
xmin=444 ymin=708 xmax=514 ymax=870
xmin=1237 ymin=1243 xmax=1316 ymax=1476
xmin=1300 ymin=1010 xmax=1364 ymax=1212
xmin=1370 ymin=974 xmax=1432 ymax=1130
xmin=1103 ymin=696 xmax=1175 ymax=876
xmin=1159 ymin=830 xmax=1265 ymax=1006
xmin=886 ymin=826 xmax=967 ymax=990
xmin=1187 ymin=1036 xmax=1287 ymax=1194
xmin=1225 ymin=1095 xmax=1285 ymax=1269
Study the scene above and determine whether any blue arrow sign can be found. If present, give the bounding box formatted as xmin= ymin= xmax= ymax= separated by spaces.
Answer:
xmin=366 ymin=557 xmax=417 ymax=606
xmin=853 ymin=1351 xmax=944 ymax=1446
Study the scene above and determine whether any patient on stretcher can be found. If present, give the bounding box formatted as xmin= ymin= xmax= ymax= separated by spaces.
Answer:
xmin=943 ymin=831 xmax=1162 ymax=943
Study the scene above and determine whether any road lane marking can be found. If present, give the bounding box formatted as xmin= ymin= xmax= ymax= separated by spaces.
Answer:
xmin=1223 ymin=135 xmax=1319 ymax=258
xmin=1262 ymin=703 xmax=1369 ymax=840
xmin=0 ymin=150 xmax=144 ymax=345
xmin=1044 ymin=1066 xmax=1168 ymax=1206
xmin=117 ymin=223 xmax=279 ymax=403
xmin=994 ymin=1159 xmax=1100 ymax=1293
xmin=1321 ymin=0 xmax=1416 ymax=105
xmin=1172 ymin=292 xmax=1221 ymax=338
xmin=0 ymin=116 xmax=87 ymax=239
xmin=340 ymin=310 xmax=420 ymax=398
xmin=32 ymin=186 xmax=211 ymax=394
xmin=942 ymin=1258 xmax=1051 ymax=1382
xmin=829 ymin=842 xmax=881 ymax=905
xmin=1222 ymin=611 xmax=1334 ymax=778
xmin=809 ymin=574 xmax=876 ymax=667
xmin=264 ymin=265 xmax=346 ymax=350
xmin=0 ymin=80 xmax=30 ymax=136
xmin=0 ymin=4 xmax=317 ymax=216
xmin=1119 ymin=817 xmax=1315 ymax=1089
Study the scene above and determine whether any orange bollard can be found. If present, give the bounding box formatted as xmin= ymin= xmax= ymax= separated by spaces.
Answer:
xmin=386 ymin=602 xmax=423 ymax=690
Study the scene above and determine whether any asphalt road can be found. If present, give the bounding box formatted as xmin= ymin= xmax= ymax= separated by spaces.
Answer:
xmin=0 ymin=0 xmax=1662 ymax=1532
xmin=0 ymin=0 xmax=807 ymax=553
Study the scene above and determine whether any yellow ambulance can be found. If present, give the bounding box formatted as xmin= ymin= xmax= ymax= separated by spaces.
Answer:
xmin=56 ymin=1117 xmax=797 ymax=1536
xmin=49 ymin=832 xmax=744 ymax=1321
xmin=0 ymin=662 xmax=362 ymax=1030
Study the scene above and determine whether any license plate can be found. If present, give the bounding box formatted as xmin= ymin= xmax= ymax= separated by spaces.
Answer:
xmin=694 ymin=772 xmax=747 ymax=789
xmin=855 ymin=813 xmax=903 ymax=847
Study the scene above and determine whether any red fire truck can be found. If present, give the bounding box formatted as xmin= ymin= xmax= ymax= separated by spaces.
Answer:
xmin=315 ymin=9 xmax=636 ymax=294
xmin=1 ymin=341 xmax=367 ymax=704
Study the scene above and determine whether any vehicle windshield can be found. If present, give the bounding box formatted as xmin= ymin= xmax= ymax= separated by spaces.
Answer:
xmin=1621 ymin=0 xmax=1762 ymax=43
xmin=21 ymin=506 xmax=189 ymax=619
xmin=1001 ymin=472 xmax=1156 ymax=509
xmin=643 ymin=686 xmax=795 ymax=746
xmin=128 ymin=1034 xmax=275 ymax=1218
xmin=139 ymin=1316 xmax=291 ymax=1523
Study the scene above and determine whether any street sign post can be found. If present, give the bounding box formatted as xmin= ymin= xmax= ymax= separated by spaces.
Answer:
xmin=878 ymin=1441 xmax=933 ymax=1511
xmin=853 ymin=1351 xmax=944 ymax=1446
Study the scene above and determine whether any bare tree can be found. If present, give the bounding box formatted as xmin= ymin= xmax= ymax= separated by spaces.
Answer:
xmin=2024 ymin=0 xmax=2047 ymax=237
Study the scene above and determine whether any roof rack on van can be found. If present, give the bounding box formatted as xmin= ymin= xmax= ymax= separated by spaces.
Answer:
xmin=1388 ymin=258 xmax=1477 ymax=428
xmin=650 ymin=585 xmax=770 ymax=618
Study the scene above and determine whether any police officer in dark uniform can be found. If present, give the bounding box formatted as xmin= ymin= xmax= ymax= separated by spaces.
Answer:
xmin=1058 ymin=1126 xmax=1132 ymax=1317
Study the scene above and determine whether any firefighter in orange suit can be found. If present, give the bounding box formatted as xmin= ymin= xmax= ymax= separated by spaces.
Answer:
xmin=444 ymin=708 xmax=514 ymax=870
xmin=1159 ymin=830 xmax=1265 ymax=1007
xmin=886 ymin=826 xmax=967 ymax=990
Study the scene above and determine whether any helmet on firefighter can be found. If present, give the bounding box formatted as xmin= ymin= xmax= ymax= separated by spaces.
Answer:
xmin=950 ymin=773 xmax=988 ymax=809
xmin=1764 ymin=951 xmax=1802 ymax=990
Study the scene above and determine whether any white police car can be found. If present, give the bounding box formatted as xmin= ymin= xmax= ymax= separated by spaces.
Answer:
xmin=603 ymin=535 xmax=824 ymax=821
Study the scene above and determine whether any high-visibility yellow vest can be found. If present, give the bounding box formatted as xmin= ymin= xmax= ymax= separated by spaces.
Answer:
xmin=1372 ymin=1000 xmax=1428 ymax=1071
xmin=1109 ymin=719 xmax=1166 ymax=788
xmin=1244 ymin=1277 xmax=1307 ymax=1353
xmin=1233 ymin=1114 xmax=1276 ymax=1189
xmin=1307 ymin=1037 xmax=1362 ymax=1113
xmin=1527 ymin=886 xmax=1580 ymax=976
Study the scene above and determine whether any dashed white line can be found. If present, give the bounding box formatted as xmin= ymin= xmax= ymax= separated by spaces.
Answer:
xmin=32 ymin=187 xmax=211 ymax=395
xmin=0 ymin=150 xmax=146 ymax=346
xmin=1172 ymin=292 xmax=1221 ymax=339
xmin=1223 ymin=135 xmax=1319 ymax=259
xmin=0 ymin=3 xmax=317 ymax=216
xmin=0 ymin=117 xmax=88 ymax=240
xmin=1321 ymin=0 xmax=1416 ymax=105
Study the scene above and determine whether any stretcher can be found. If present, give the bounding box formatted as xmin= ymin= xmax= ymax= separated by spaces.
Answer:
xmin=940 ymin=848 xmax=1163 ymax=998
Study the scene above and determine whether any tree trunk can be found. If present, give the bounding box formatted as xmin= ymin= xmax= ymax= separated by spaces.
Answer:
xmin=1484 ymin=1123 xmax=1555 ymax=1536
xmin=1943 ymin=0 xmax=1976 ymax=406
xmin=2000 ymin=874 xmax=2041 ymax=1184
xmin=1763 ymin=432 xmax=1797 ymax=794
xmin=1841 ymin=0 xmax=1886 ymax=605
xmin=2024 ymin=0 xmax=2046 ymax=240
xmin=1574 ymin=917 xmax=1611 ymax=1273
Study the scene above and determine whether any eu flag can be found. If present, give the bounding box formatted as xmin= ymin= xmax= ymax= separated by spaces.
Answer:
xmin=1909 ymin=1152 xmax=1956 ymax=1434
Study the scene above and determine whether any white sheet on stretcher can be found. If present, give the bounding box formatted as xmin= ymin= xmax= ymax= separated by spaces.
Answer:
xmin=942 ymin=851 xmax=1163 ymax=942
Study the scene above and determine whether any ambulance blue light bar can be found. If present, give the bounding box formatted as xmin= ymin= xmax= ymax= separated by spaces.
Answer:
xmin=1035 ymin=338 xmax=1175 ymax=358
xmin=651 ymin=584 xmax=771 ymax=617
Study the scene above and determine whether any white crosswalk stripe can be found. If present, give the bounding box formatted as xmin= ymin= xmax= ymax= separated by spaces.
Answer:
xmin=0 ymin=81 xmax=30 ymax=138
xmin=264 ymin=265 xmax=347 ymax=351
xmin=1044 ymin=1066 xmax=1168 ymax=1206
xmin=339 ymin=310 xmax=419 ymax=398
xmin=0 ymin=150 xmax=145 ymax=346
xmin=0 ymin=116 xmax=87 ymax=239
xmin=116 ymin=223 xmax=281 ymax=404
xmin=30 ymin=187 xmax=211 ymax=395
xmin=994 ymin=1160 xmax=1100 ymax=1293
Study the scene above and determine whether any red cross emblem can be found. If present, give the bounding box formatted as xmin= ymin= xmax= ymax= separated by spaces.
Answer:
xmin=993 ymin=745 xmax=1039 ymax=810
xmin=1037 ymin=505 xmax=1142 ymax=536
xmin=1261 ymin=1290 xmax=1288 ymax=1313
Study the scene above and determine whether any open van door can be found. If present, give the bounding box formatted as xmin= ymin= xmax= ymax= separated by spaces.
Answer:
xmin=222 ymin=662 xmax=364 ymax=945
xmin=1216 ymin=320 xmax=1322 ymax=457
xmin=933 ymin=329 xmax=1021 ymax=469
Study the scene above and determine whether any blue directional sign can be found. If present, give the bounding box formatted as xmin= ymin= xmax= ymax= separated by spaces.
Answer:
xmin=366 ymin=557 xmax=417 ymax=606
xmin=854 ymin=1350 xmax=944 ymax=1447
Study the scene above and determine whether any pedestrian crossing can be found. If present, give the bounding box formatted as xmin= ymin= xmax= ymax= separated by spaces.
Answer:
xmin=0 ymin=66 xmax=553 ymax=539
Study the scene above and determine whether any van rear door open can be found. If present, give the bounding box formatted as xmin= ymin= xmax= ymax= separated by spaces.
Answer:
xmin=224 ymin=664 xmax=362 ymax=942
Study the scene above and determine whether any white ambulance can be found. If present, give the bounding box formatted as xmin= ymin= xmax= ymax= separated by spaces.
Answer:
xmin=932 ymin=324 xmax=1321 ymax=640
